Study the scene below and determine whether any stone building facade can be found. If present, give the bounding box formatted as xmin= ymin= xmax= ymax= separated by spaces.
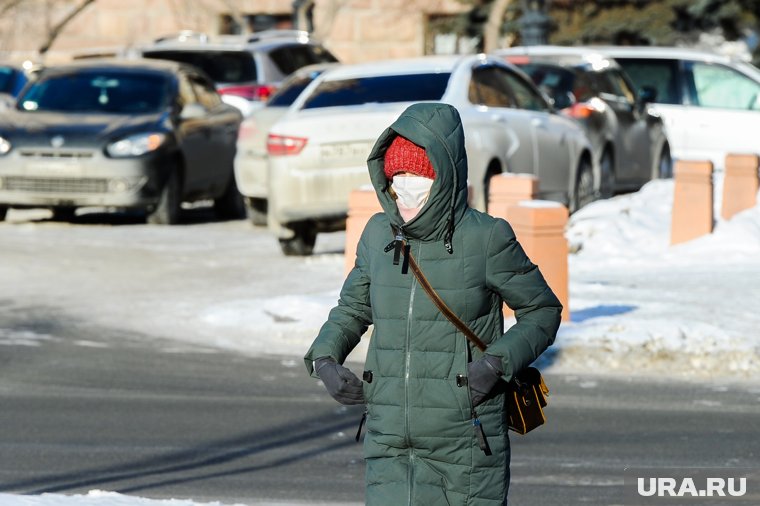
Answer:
xmin=0 ymin=0 xmax=471 ymax=64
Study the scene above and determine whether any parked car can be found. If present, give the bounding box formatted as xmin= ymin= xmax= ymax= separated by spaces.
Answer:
xmin=494 ymin=46 xmax=671 ymax=197
xmin=0 ymin=60 xmax=243 ymax=224
xmin=235 ymin=62 xmax=338 ymax=226
xmin=141 ymin=30 xmax=338 ymax=115
xmin=594 ymin=45 xmax=760 ymax=170
xmin=0 ymin=64 xmax=31 ymax=110
xmin=267 ymin=54 xmax=595 ymax=255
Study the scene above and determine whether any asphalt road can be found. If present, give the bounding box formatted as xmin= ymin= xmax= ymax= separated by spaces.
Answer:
xmin=1 ymin=303 xmax=759 ymax=505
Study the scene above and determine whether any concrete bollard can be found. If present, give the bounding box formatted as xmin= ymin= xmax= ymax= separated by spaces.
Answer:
xmin=670 ymin=160 xmax=714 ymax=245
xmin=506 ymin=201 xmax=570 ymax=322
xmin=344 ymin=187 xmax=383 ymax=276
xmin=722 ymin=154 xmax=759 ymax=221
xmin=488 ymin=173 xmax=539 ymax=222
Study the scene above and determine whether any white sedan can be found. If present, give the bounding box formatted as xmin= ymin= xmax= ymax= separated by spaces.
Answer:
xmin=267 ymin=54 xmax=595 ymax=255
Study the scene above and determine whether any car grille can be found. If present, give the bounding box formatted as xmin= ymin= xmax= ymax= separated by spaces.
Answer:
xmin=18 ymin=149 xmax=95 ymax=159
xmin=4 ymin=176 xmax=109 ymax=194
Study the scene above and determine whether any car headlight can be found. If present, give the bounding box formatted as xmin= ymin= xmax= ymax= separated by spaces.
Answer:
xmin=0 ymin=136 xmax=11 ymax=156
xmin=106 ymin=132 xmax=167 ymax=158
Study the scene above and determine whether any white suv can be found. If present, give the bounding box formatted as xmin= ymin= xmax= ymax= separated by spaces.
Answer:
xmin=596 ymin=46 xmax=760 ymax=170
xmin=141 ymin=30 xmax=338 ymax=114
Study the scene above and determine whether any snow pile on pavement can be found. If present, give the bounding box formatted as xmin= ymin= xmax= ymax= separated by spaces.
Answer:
xmin=554 ymin=179 xmax=760 ymax=379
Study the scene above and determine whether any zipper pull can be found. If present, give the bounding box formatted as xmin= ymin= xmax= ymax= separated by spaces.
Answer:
xmin=472 ymin=410 xmax=492 ymax=456
xmin=355 ymin=409 xmax=368 ymax=442
xmin=392 ymin=231 xmax=403 ymax=266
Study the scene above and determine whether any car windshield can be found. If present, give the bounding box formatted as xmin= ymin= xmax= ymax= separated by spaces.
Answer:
xmin=302 ymin=73 xmax=451 ymax=109
xmin=17 ymin=71 xmax=171 ymax=114
xmin=268 ymin=71 xmax=324 ymax=107
xmin=143 ymin=50 xmax=257 ymax=84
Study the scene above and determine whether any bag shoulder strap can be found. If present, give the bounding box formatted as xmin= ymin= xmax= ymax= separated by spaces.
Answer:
xmin=402 ymin=241 xmax=488 ymax=352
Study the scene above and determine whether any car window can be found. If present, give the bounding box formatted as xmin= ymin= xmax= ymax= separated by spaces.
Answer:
xmin=18 ymin=71 xmax=171 ymax=114
xmin=615 ymin=58 xmax=680 ymax=104
xmin=602 ymin=70 xmax=636 ymax=103
xmin=188 ymin=74 xmax=222 ymax=109
xmin=0 ymin=67 xmax=19 ymax=94
xmin=520 ymin=63 xmax=575 ymax=101
xmin=689 ymin=62 xmax=760 ymax=110
xmin=302 ymin=73 xmax=450 ymax=109
xmin=469 ymin=66 xmax=514 ymax=107
xmin=500 ymin=69 xmax=549 ymax=112
xmin=143 ymin=50 xmax=257 ymax=84
xmin=268 ymin=45 xmax=339 ymax=76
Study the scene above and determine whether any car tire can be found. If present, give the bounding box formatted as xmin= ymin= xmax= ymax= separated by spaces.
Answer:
xmin=279 ymin=223 xmax=317 ymax=256
xmin=571 ymin=157 xmax=595 ymax=213
xmin=654 ymin=145 xmax=673 ymax=179
xmin=148 ymin=170 xmax=182 ymax=225
xmin=214 ymin=176 xmax=246 ymax=221
xmin=246 ymin=197 xmax=268 ymax=226
xmin=599 ymin=149 xmax=615 ymax=199
xmin=482 ymin=160 xmax=502 ymax=213
xmin=0 ymin=206 xmax=7 ymax=221
xmin=50 ymin=206 xmax=77 ymax=222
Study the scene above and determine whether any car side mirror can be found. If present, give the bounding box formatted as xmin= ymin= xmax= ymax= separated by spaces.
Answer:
xmin=638 ymin=86 xmax=657 ymax=105
xmin=553 ymin=91 xmax=576 ymax=111
xmin=180 ymin=103 xmax=206 ymax=120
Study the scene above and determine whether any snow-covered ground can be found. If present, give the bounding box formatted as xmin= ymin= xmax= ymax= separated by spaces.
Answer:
xmin=1 ymin=179 xmax=759 ymax=384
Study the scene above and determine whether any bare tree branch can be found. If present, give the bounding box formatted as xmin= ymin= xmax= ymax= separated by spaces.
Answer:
xmin=38 ymin=0 xmax=98 ymax=55
xmin=219 ymin=0 xmax=249 ymax=34
xmin=0 ymin=0 xmax=25 ymax=18
xmin=483 ymin=0 xmax=513 ymax=52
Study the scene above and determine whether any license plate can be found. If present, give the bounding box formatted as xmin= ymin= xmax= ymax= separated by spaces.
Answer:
xmin=26 ymin=160 xmax=84 ymax=176
xmin=320 ymin=142 xmax=373 ymax=161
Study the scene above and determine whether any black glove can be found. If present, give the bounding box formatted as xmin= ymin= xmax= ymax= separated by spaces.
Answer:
xmin=314 ymin=357 xmax=365 ymax=405
xmin=468 ymin=354 xmax=504 ymax=408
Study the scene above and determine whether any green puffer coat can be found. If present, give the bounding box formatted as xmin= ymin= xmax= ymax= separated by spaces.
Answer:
xmin=304 ymin=103 xmax=562 ymax=505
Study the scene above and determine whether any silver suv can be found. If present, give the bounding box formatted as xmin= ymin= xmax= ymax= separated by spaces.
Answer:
xmin=141 ymin=30 xmax=338 ymax=112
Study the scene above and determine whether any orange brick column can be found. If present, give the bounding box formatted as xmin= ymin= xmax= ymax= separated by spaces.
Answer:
xmin=670 ymin=160 xmax=714 ymax=245
xmin=507 ymin=201 xmax=570 ymax=322
xmin=344 ymin=187 xmax=383 ymax=276
xmin=488 ymin=173 xmax=539 ymax=222
xmin=722 ymin=154 xmax=759 ymax=221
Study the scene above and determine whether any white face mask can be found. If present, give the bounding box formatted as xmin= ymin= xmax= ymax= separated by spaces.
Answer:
xmin=391 ymin=176 xmax=434 ymax=210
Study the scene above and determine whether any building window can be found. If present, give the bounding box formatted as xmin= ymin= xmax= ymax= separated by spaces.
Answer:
xmin=425 ymin=14 xmax=480 ymax=55
xmin=220 ymin=13 xmax=293 ymax=35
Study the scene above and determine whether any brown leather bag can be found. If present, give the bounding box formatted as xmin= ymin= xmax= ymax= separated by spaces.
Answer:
xmin=401 ymin=241 xmax=549 ymax=435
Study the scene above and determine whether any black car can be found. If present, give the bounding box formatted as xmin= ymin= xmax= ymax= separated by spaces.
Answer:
xmin=0 ymin=60 xmax=243 ymax=224
xmin=496 ymin=47 xmax=671 ymax=199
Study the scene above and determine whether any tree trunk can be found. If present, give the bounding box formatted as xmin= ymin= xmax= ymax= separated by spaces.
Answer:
xmin=38 ymin=0 xmax=97 ymax=55
xmin=484 ymin=0 xmax=513 ymax=52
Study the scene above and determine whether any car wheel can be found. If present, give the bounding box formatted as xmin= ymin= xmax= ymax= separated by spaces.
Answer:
xmin=571 ymin=157 xmax=595 ymax=213
xmin=599 ymin=149 xmax=615 ymax=199
xmin=247 ymin=197 xmax=268 ymax=227
xmin=0 ymin=206 xmax=7 ymax=221
xmin=214 ymin=176 xmax=246 ymax=221
xmin=482 ymin=160 xmax=502 ymax=213
xmin=148 ymin=170 xmax=182 ymax=225
xmin=50 ymin=206 xmax=77 ymax=222
xmin=654 ymin=145 xmax=673 ymax=179
xmin=279 ymin=223 xmax=317 ymax=256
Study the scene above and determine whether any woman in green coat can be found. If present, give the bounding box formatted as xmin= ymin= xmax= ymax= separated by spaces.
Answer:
xmin=305 ymin=102 xmax=562 ymax=505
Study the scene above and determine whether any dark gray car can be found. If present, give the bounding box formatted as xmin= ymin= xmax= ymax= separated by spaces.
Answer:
xmin=496 ymin=47 xmax=671 ymax=199
xmin=0 ymin=60 xmax=242 ymax=223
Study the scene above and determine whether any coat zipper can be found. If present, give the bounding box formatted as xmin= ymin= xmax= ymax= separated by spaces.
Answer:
xmin=405 ymin=238 xmax=419 ymax=506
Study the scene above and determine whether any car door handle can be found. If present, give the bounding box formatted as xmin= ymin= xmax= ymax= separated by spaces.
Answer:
xmin=531 ymin=118 xmax=546 ymax=128
xmin=491 ymin=114 xmax=508 ymax=124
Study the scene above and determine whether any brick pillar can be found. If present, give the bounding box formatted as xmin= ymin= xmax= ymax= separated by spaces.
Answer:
xmin=671 ymin=160 xmax=714 ymax=245
xmin=722 ymin=154 xmax=759 ymax=221
xmin=488 ymin=173 xmax=539 ymax=222
xmin=507 ymin=201 xmax=570 ymax=322
xmin=344 ymin=187 xmax=383 ymax=276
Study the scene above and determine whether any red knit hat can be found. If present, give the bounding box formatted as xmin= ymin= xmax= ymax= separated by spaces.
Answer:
xmin=384 ymin=136 xmax=436 ymax=180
